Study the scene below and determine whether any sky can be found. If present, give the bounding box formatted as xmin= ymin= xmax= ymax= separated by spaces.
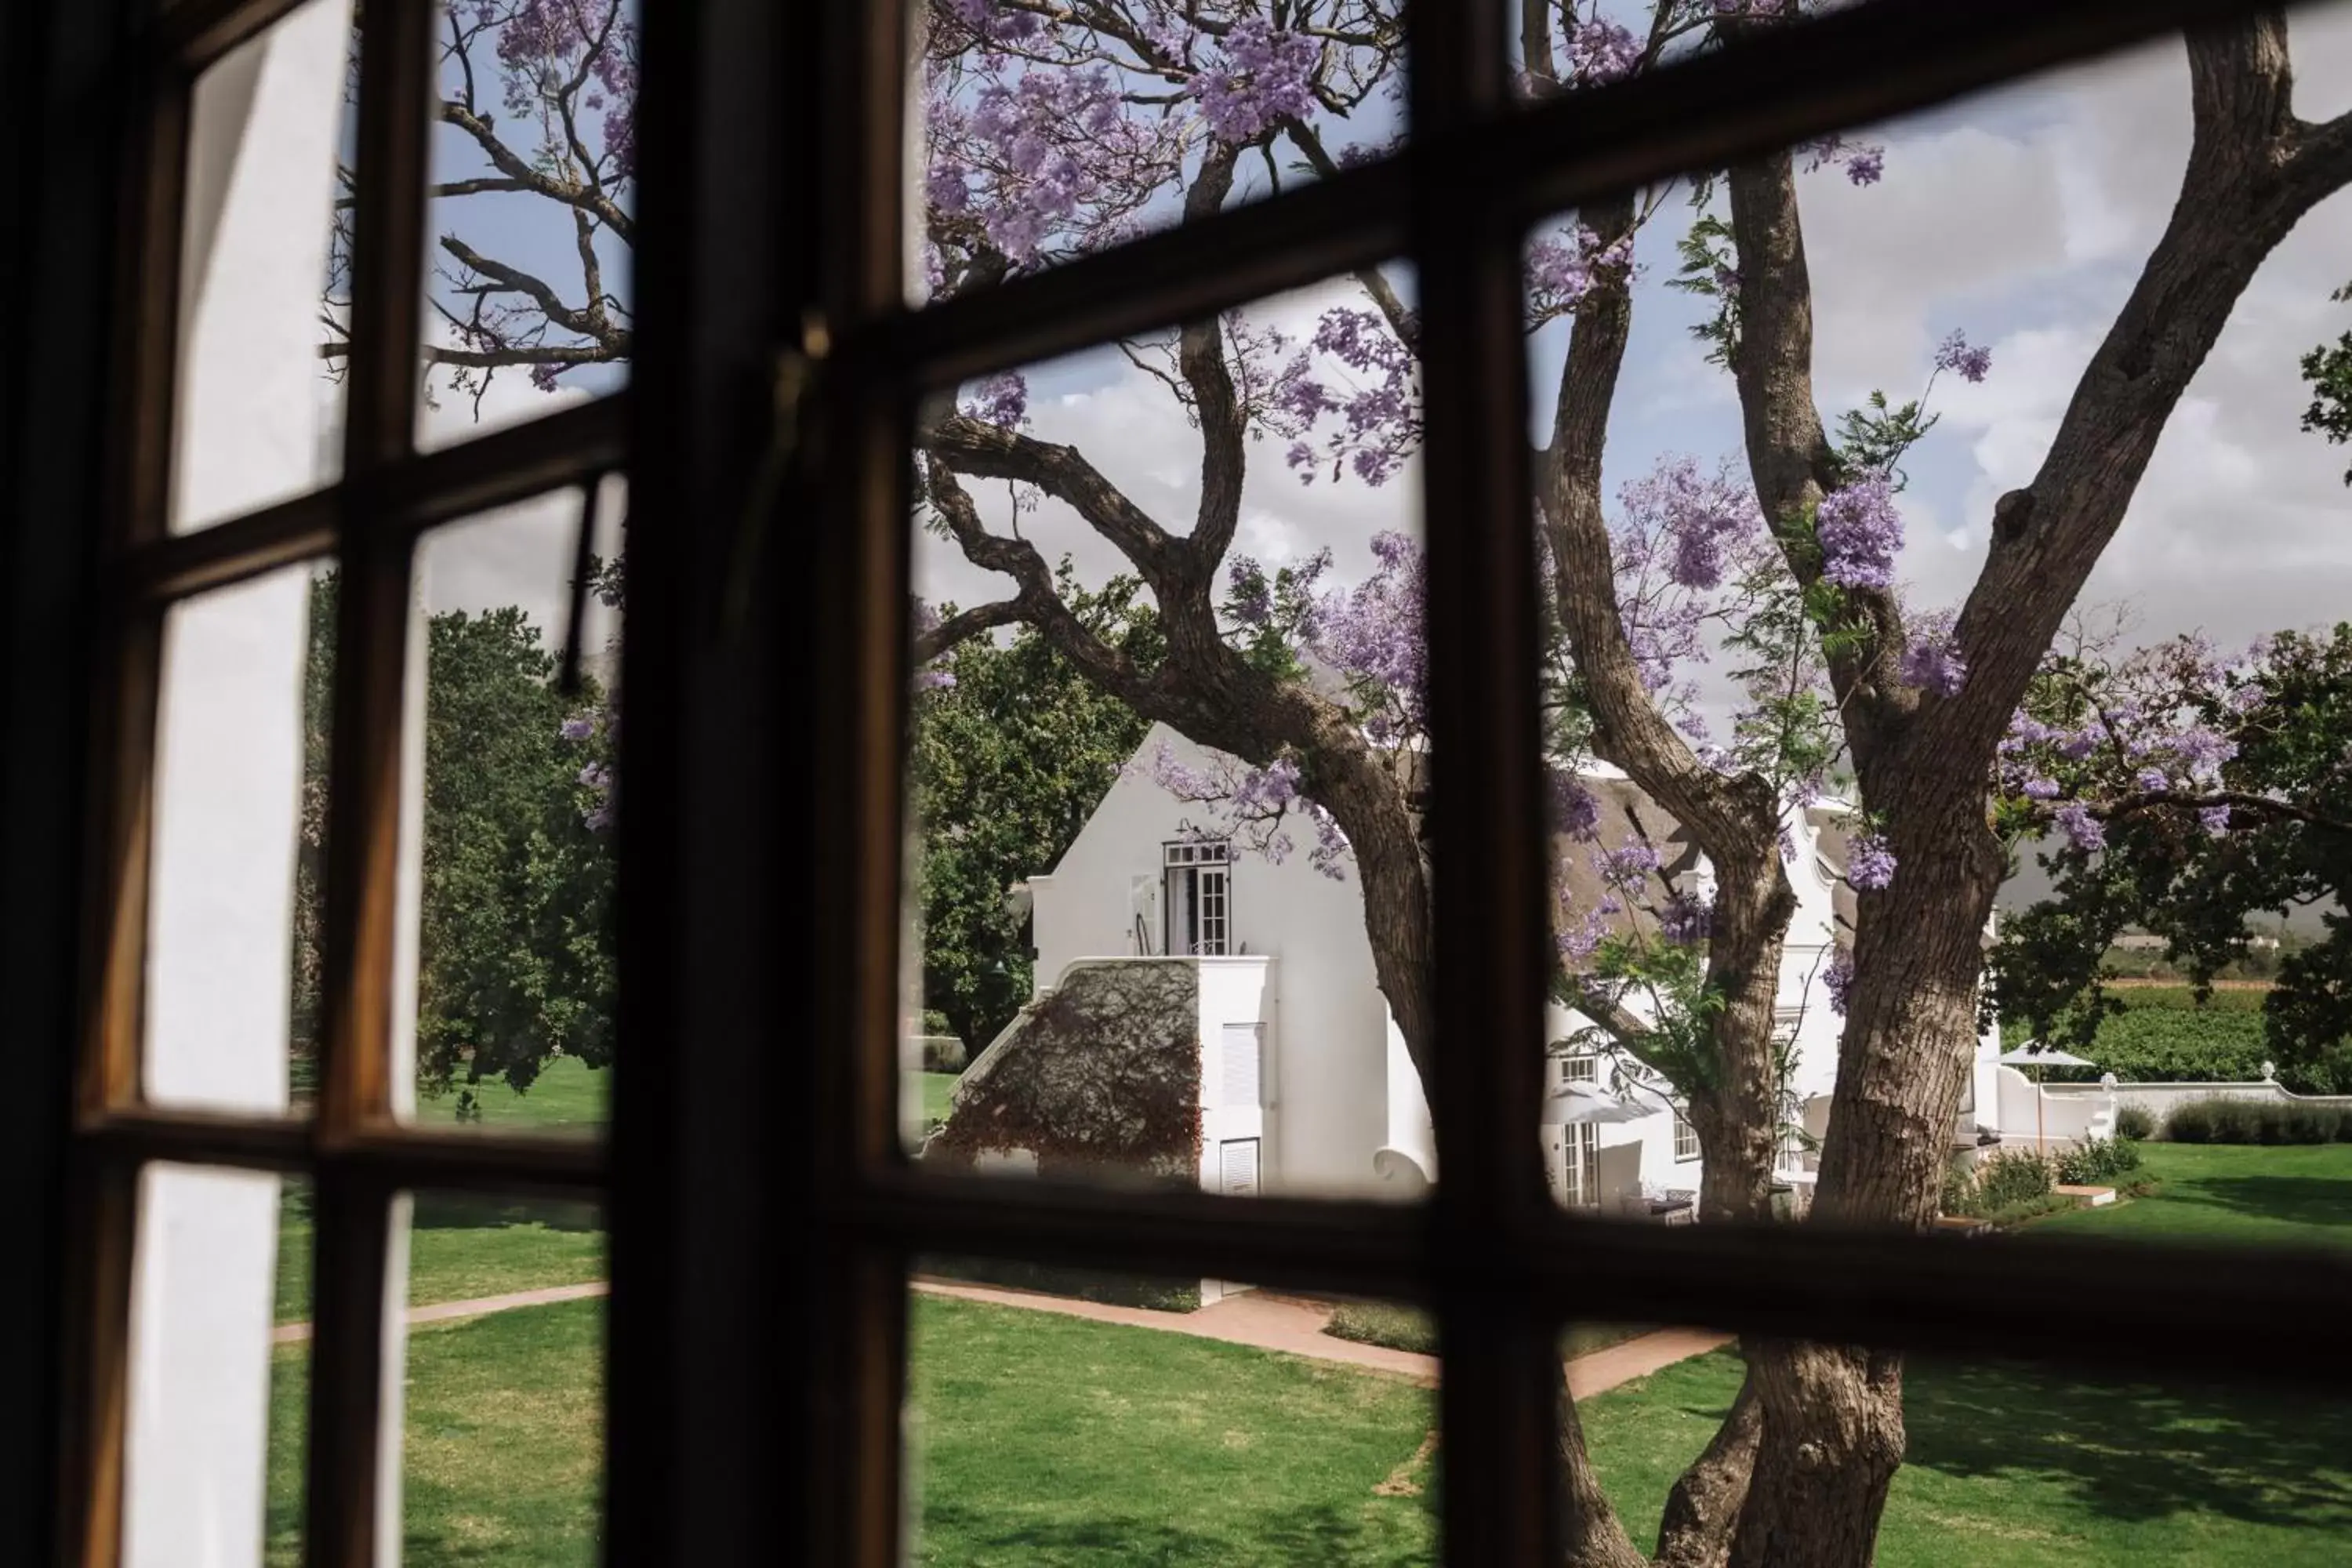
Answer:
xmin=916 ymin=9 xmax=2352 ymax=677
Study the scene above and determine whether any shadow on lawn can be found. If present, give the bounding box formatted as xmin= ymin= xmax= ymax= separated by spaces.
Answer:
xmin=1903 ymin=1360 xmax=2352 ymax=1531
xmin=2157 ymin=1175 xmax=2352 ymax=1235
xmin=916 ymin=1497 xmax=1432 ymax=1568
xmin=411 ymin=1190 xmax=601 ymax=1235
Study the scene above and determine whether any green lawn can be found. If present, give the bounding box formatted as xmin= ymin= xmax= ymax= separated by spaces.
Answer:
xmin=245 ymin=1136 xmax=2352 ymax=1563
xmin=1581 ymin=1350 xmax=2352 ymax=1567
xmin=908 ymin=1294 xmax=1437 ymax=1566
xmin=408 ymin=1055 xmax=611 ymax=1133
xmin=272 ymin=1060 xmax=612 ymax=1322
xmin=2027 ymin=1142 xmax=2352 ymax=1250
xmin=267 ymin=1300 xmax=604 ymax=1568
xmin=274 ymin=1185 xmax=604 ymax=1323
xmin=921 ymin=1070 xmax=960 ymax=1127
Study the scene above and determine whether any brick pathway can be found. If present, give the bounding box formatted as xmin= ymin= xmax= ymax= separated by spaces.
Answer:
xmin=273 ymin=1280 xmax=609 ymax=1345
xmin=912 ymin=1279 xmax=1730 ymax=1392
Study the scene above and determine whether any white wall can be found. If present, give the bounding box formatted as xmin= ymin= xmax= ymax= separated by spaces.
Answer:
xmin=1033 ymin=726 xmax=1396 ymax=1196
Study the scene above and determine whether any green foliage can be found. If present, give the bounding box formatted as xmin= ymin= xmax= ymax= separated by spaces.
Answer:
xmin=2114 ymin=1104 xmax=2157 ymax=1141
xmin=2299 ymin=286 xmax=2352 ymax=484
xmin=2056 ymin=1136 xmax=2143 ymax=1185
xmin=1945 ymin=1150 xmax=2056 ymax=1218
xmin=296 ymin=576 xmax=615 ymax=1105
xmin=1994 ymin=624 xmax=2352 ymax=1091
xmin=913 ymin=566 xmax=1157 ymax=1050
xmin=2165 ymin=1096 xmax=2350 ymax=1145
xmin=1665 ymin=210 xmax=1740 ymax=366
xmin=1829 ymin=389 xmax=1939 ymax=489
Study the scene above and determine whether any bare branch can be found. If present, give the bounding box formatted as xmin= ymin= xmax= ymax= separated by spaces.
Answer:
xmin=924 ymin=413 xmax=1184 ymax=592
xmin=437 ymin=99 xmax=637 ymax=244
xmin=916 ymin=597 xmax=1027 ymax=663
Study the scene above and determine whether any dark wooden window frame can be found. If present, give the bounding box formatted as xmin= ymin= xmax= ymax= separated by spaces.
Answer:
xmin=25 ymin=1 xmax=2352 ymax=1566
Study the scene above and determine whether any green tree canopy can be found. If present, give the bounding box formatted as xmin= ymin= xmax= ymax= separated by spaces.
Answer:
xmin=1992 ymin=623 xmax=2352 ymax=1092
xmin=913 ymin=563 xmax=1157 ymax=1053
xmin=296 ymin=574 xmax=616 ymax=1110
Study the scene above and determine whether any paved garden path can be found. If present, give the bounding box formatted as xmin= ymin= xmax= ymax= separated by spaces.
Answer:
xmin=274 ymin=1281 xmax=609 ymax=1345
xmin=913 ymin=1279 xmax=1730 ymax=1392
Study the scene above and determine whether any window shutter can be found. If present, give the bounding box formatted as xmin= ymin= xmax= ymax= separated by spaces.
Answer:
xmin=1219 ymin=1138 xmax=1261 ymax=1196
xmin=1219 ymin=1023 xmax=1263 ymax=1108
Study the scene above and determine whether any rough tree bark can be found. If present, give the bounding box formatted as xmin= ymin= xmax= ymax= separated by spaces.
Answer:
xmin=1537 ymin=188 xmax=1793 ymax=1566
xmin=1719 ymin=14 xmax=2352 ymax=1565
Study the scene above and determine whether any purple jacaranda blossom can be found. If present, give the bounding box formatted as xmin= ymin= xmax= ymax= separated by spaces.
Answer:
xmin=1899 ymin=610 xmax=1967 ymax=698
xmin=1933 ymin=329 xmax=1994 ymax=384
xmin=960 ymin=370 xmax=1029 ymax=428
xmin=1846 ymin=833 xmax=1896 ymax=891
xmin=1824 ymin=946 xmax=1854 ymax=1016
xmin=2054 ymin=801 xmax=2107 ymax=852
xmin=1549 ymin=771 xmax=1602 ymax=842
xmin=2201 ymin=804 xmax=2232 ymax=835
xmin=1660 ymin=891 xmax=1712 ymax=946
xmin=1815 ymin=476 xmax=1903 ymax=591
xmin=1188 ymin=16 xmax=1319 ymax=143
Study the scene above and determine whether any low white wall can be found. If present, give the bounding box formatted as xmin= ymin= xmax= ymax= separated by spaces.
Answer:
xmin=2045 ymin=1078 xmax=2352 ymax=1131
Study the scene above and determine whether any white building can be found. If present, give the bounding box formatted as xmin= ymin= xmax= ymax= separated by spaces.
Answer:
xmin=954 ymin=724 xmax=2011 ymax=1219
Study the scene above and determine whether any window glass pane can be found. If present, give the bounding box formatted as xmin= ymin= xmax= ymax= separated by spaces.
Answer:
xmin=1570 ymin=1324 xmax=2352 ymax=1563
xmin=908 ymin=1260 xmax=1437 ymax=1563
xmin=396 ymin=483 xmax=625 ymax=1132
xmin=172 ymin=0 xmax=359 ymax=532
xmin=903 ymin=267 xmax=1427 ymax=1202
xmin=145 ymin=562 xmax=335 ymax=1116
xmin=385 ymin=1192 xmax=607 ymax=1565
xmin=418 ymin=1 xmax=639 ymax=449
xmin=909 ymin=2 xmax=1408 ymax=304
xmin=1523 ymin=9 xmax=2352 ymax=1237
xmin=123 ymin=1165 xmax=310 ymax=1568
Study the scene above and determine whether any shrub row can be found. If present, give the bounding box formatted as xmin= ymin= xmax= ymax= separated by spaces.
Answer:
xmin=2056 ymin=1135 xmax=2143 ymax=1185
xmin=2164 ymin=1097 xmax=2352 ymax=1145
xmin=1942 ymin=1149 xmax=2056 ymax=1219
xmin=2113 ymin=1104 xmax=2157 ymax=1141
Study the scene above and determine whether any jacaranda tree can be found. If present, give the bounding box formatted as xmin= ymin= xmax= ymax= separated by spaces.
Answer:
xmin=376 ymin=4 xmax=2352 ymax=1563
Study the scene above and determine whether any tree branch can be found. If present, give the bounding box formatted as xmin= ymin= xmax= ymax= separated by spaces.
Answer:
xmin=1944 ymin=10 xmax=2347 ymax=764
xmin=916 ymin=597 xmax=1028 ymax=663
xmin=1174 ymin=145 xmax=1249 ymax=590
xmin=1722 ymin=150 xmax=1911 ymax=768
xmin=1536 ymin=193 xmax=1775 ymax=853
xmin=2100 ymin=789 xmax=2352 ymax=835
xmin=437 ymin=99 xmax=637 ymax=243
xmin=924 ymin=413 xmax=1185 ymax=593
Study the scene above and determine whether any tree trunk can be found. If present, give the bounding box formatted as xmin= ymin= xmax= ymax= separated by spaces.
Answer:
xmin=1560 ymin=1360 xmax=1652 ymax=1568
xmin=1731 ymin=1341 xmax=1907 ymax=1568
xmin=1653 ymin=1370 xmax=1765 ymax=1568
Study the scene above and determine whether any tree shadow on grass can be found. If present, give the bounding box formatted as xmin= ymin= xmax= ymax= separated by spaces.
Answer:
xmin=2155 ymin=1175 xmax=2352 ymax=1236
xmin=410 ymin=1190 xmax=601 ymax=1236
xmin=1903 ymin=1359 xmax=2352 ymax=1532
xmin=915 ymin=1497 xmax=1433 ymax=1568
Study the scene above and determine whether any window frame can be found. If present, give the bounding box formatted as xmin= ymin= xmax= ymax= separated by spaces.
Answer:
xmin=804 ymin=2 xmax=2352 ymax=1566
xmin=27 ymin=1 xmax=2352 ymax=1566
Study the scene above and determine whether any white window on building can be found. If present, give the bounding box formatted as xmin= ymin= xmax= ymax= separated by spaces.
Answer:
xmin=1674 ymin=1113 xmax=1700 ymax=1163
xmin=1163 ymin=840 xmax=1232 ymax=956
xmin=1559 ymin=1051 xmax=1599 ymax=1087
xmin=1556 ymin=1124 xmax=1600 ymax=1208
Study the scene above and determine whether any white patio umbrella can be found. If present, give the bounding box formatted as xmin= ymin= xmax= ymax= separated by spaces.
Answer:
xmin=1999 ymin=1042 xmax=2097 ymax=1155
xmin=1537 ymin=1080 xmax=1659 ymax=1127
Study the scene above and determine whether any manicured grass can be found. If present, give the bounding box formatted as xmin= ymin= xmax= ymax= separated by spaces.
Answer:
xmin=921 ymin=1070 xmax=960 ymax=1127
xmin=267 ymin=1299 xmax=604 ymax=1568
xmin=274 ymin=1183 xmax=604 ymax=1323
xmin=1581 ymin=1349 xmax=2352 ymax=1566
xmin=908 ymin=1294 xmax=1436 ymax=1566
xmin=273 ymin=1060 xmax=611 ymax=1322
xmin=2027 ymin=1142 xmax=2352 ymax=1251
xmin=409 ymin=1054 xmax=611 ymax=1133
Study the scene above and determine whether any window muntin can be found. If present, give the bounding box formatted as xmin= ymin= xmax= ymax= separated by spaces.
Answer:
xmin=1163 ymin=840 xmax=1232 ymax=957
xmin=64 ymin=3 xmax=2352 ymax=1566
